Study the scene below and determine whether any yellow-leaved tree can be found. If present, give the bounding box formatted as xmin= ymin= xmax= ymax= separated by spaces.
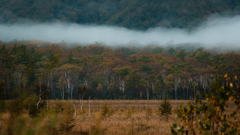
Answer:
xmin=171 ymin=74 xmax=240 ymax=135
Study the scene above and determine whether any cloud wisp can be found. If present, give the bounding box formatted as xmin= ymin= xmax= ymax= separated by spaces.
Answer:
xmin=0 ymin=15 xmax=240 ymax=48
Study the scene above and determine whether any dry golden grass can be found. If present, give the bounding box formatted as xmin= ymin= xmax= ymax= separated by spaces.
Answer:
xmin=0 ymin=100 xmax=193 ymax=135
xmin=70 ymin=100 xmax=190 ymax=135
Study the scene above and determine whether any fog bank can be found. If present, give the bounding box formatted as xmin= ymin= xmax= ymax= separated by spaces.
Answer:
xmin=0 ymin=15 xmax=240 ymax=47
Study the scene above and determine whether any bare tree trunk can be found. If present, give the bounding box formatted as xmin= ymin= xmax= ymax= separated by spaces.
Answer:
xmin=152 ymin=83 xmax=154 ymax=100
xmin=54 ymin=93 xmax=58 ymax=100
xmin=37 ymin=97 xmax=41 ymax=110
xmin=119 ymin=79 xmax=125 ymax=94
xmin=194 ymin=87 xmax=196 ymax=100
xmin=80 ymin=93 xmax=84 ymax=112
xmin=79 ymin=94 xmax=82 ymax=111
xmin=122 ymin=80 xmax=125 ymax=94
xmin=174 ymin=77 xmax=180 ymax=100
xmin=47 ymin=99 xmax=48 ymax=112
xmin=88 ymin=96 xmax=91 ymax=116
xmin=146 ymin=88 xmax=149 ymax=100
xmin=62 ymin=86 xmax=64 ymax=100
xmin=140 ymin=91 xmax=142 ymax=100
xmin=39 ymin=81 xmax=42 ymax=94
xmin=73 ymin=101 xmax=76 ymax=117
xmin=71 ymin=87 xmax=73 ymax=100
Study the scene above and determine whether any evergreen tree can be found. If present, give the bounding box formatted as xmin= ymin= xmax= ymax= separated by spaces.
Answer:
xmin=0 ymin=81 xmax=5 ymax=100
xmin=167 ymin=47 xmax=177 ymax=55
xmin=0 ymin=81 xmax=6 ymax=112
xmin=67 ymin=52 xmax=74 ymax=64
xmin=154 ymin=79 xmax=163 ymax=99
xmin=176 ymin=49 xmax=188 ymax=61
xmin=159 ymin=93 xmax=172 ymax=122
xmin=107 ymin=83 xmax=116 ymax=99
xmin=101 ymin=102 xmax=110 ymax=118
xmin=126 ymin=70 xmax=142 ymax=98
xmin=78 ymin=84 xmax=86 ymax=100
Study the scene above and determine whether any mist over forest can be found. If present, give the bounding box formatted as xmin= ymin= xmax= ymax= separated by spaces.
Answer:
xmin=1 ymin=1 xmax=240 ymax=135
xmin=1 ymin=14 xmax=240 ymax=49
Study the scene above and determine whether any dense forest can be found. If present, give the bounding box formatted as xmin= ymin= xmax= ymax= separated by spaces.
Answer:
xmin=1 ymin=0 xmax=240 ymax=29
xmin=1 ymin=41 xmax=240 ymax=100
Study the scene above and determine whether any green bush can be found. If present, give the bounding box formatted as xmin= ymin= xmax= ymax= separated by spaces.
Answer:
xmin=23 ymin=95 xmax=39 ymax=117
xmin=8 ymin=96 xmax=26 ymax=117
xmin=171 ymin=75 xmax=240 ymax=135
xmin=59 ymin=103 xmax=75 ymax=133
xmin=101 ymin=102 xmax=110 ymax=118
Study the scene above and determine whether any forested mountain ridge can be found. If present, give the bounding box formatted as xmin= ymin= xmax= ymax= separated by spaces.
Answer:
xmin=0 ymin=0 xmax=240 ymax=29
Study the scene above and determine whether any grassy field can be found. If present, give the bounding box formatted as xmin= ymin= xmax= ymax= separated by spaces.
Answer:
xmin=63 ymin=100 xmax=190 ymax=135
xmin=0 ymin=100 xmax=194 ymax=135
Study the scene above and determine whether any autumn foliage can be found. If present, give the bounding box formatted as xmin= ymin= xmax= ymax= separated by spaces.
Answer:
xmin=171 ymin=74 xmax=240 ymax=135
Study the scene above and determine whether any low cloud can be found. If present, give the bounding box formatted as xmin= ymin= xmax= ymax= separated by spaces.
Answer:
xmin=0 ymin=15 xmax=240 ymax=48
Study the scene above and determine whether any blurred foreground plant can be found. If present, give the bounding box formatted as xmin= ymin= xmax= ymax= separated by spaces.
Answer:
xmin=101 ymin=102 xmax=110 ymax=118
xmin=171 ymin=74 xmax=240 ymax=135
xmin=0 ymin=99 xmax=76 ymax=135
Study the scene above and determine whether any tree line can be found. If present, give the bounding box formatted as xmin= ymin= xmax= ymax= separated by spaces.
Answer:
xmin=0 ymin=42 xmax=240 ymax=100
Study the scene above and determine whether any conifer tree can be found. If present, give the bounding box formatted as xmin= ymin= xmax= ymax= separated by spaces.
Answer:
xmin=0 ymin=81 xmax=6 ymax=112
xmin=0 ymin=81 xmax=6 ymax=100
xmin=107 ymin=83 xmax=116 ymax=99
xmin=78 ymin=84 xmax=86 ymax=99
xmin=154 ymin=79 xmax=163 ymax=99
xmin=176 ymin=49 xmax=188 ymax=61
xmin=67 ymin=52 xmax=74 ymax=64
xmin=159 ymin=92 xmax=172 ymax=122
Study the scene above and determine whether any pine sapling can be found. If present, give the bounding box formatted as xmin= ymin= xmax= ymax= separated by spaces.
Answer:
xmin=159 ymin=93 xmax=172 ymax=122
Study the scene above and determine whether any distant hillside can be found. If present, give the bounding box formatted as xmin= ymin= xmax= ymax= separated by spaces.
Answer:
xmin=0 ymin=0 xmax=240 ymax=29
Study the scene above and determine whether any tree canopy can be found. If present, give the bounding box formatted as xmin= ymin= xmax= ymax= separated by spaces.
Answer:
xmin=1 ymin=0 xmax=240 ymax=29
xmin=0 ymin=42 xmax=240 ymax=100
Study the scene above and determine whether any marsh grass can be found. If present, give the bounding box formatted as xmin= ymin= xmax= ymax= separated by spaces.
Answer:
xmin=0 ymin=100 xmax=192 ymax=135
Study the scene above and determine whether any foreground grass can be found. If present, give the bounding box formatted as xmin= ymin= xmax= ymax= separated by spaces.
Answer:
xmin=72 ymin=100 xmax=188 ymax=135
xmin=0 ymin=100 xmax=191 ymax=135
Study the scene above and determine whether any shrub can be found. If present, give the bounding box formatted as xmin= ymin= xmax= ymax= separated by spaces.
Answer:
xmin=8 ymin=96 xmax=26 ymax=117
xmin=145 ymin=106 xmax=152 ymax=119
xmin=59 ymin=103 xmax=75 ymax=133
xmin=171 ymin=75 xmax=240 ymax=135
xmin=80 ymin=104 xmax=86 ymax=115
xmin=126 ymin=107 xmax=132 ymax=118
xmin=0 ymin=81 xmax=6 ymax=112
xmin=53 ymin=101 xmax=64 ymax=113
xmin=91 ymin=112 xmax=102 ymax=135
xmin=26 ymin=95 xmax=39 ymax=117
xmin=101 ymin=102 xmax=110 ymax=118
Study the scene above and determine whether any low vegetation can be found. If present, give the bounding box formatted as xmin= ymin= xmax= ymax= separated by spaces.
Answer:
xmin=171 ymin=74 xmax=240 ymax=135
xmin=0 ymin=98 xmax=184 ymax=135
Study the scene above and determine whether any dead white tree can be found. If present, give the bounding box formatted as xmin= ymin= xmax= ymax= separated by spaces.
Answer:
xmin=174 ymin=77 xmax=180 ymax=100
xmin=88 ymin=96 xmax=91 ymax=116
xmin=73 ymin=101 xmax=76 ymax=117
xmin=37 ymin=97 xmax=41 ymax=110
